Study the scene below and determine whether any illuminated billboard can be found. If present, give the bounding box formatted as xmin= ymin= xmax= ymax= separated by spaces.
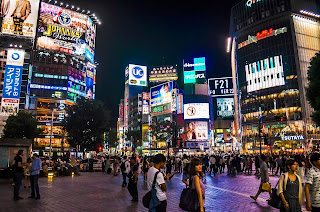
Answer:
xmin=36 ymin=2 xmax=88 ymax=56
xmin=186 ymin=121 xmax=208 ymax=141
xmin=86 ymin=65 xmax=94 ymax=99
xmin=142 ymin=92 xmax=149 ymax=114
xmin=85 ymin=16 xmax=96 ymax=63
xmin=149 ymin=66 xmax=178 ymax=82
xmin=150 ymin=81 xmax=173 ymax=106
xmin=0 ymin=0 xmax=40 ymax=38
xmin=208 ymin=77 xmax=234 ymax=97
xmin=183 ymin=57 xmax=206 ymax=72
xmin=128 ymin=64 xmax=147 ymax=87
xmin=184 ymin=103 xmax=209 ymax=120
xmin=245 ymin=55 xmax=285 ymax=92
xmin=150 ymin=103 xmax=171 ymax=116
xmin=184 ymin=71 xmax=206 ymax=84
xmin=217 ymin=98 xmax=234 ymax=118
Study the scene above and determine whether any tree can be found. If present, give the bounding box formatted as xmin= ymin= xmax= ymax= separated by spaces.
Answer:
xmin=63 ymin=99 xmax=110 ymax=151
xmin=150 ymin=120 xmax=174 ymax=147
xmin=3 ymin=110 xmax=42 ymax=139
xmin=306 ymin=52 xmax=320 ymax=125
xmin=126 ymin=130 xmax=142 ymax=147
xmin=107 ymin=130 xmax=118 ymax=148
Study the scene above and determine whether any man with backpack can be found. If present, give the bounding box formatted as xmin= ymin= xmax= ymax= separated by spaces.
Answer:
xmin=127 ymin=156 xmax=138 ymax=202
xmin=121 ymin=156 xmax=130 ymax=187
xmin=147 ymin=154 xmax=168 ymax=212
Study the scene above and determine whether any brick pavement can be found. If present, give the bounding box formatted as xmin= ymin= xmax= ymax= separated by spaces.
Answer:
xmin=0 ymin=171 xmax=297 ymax=212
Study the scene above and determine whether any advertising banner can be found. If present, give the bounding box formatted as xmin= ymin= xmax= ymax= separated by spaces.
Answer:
xmin=149 ymin=65 xmax=178 ymax=82
xmin=1 ymin=98 xmax=19 ymax=116
xmin=36 ymin=2 xmax=88 ymax=56
xmin=142 ymin=92 xmax=149 ymax=115
xmin=2 ymin=49 xmax=25 ymax=99
xmin=86 ymin=66 xmax=94 ymax=99
xmin=150 ymin=81 xmax=173 ymax=106
xmin=0 ymin=0 xmax=40 ymax=38
xmin=184 ymin=71 xmax=206 ymax=84
xmin=85 ymin=16 xmax=96 ymax=63
xmin=119 ymin=103 xmax=124 ymax=122
xmin=184 ymin=103 xmax=209 ymax=120
xmin=186 ymin=141 xmax=210 ymax=149
xmin=150 ymin=103 xmax=171 ymax=116
xmin=186 ymin=121 xmax=208 ymax=141
xmin=128 ymin=64 xmax=147 ymax=87
xmin=171 ymin=89 xmax=177 ymax=112
xmin=217 ymin=98 xmax=234 ymax=118
xmin=142 ymin=124 xmax=149 ymax=142
xmin=208 ymin=77 xmax=234 ymax=97
xmin=177 ymin=93 xmax=183 ymax=115
xmin=183 ymin=57 xmax=206 ymax=72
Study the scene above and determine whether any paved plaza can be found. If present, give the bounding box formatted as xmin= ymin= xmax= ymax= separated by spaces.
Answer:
xmin=0 ymin=171 xmax=296 ymax=212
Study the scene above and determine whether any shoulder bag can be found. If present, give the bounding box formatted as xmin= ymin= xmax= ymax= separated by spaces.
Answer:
xmin=179 ymin=176 xmax=200 ymax=211
xmin=268 ymin=175 xmax=284 ymax=209
xmin=142 ymin=171 xmax=161 ymax=209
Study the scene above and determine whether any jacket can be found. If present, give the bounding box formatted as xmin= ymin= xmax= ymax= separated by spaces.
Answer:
xmin=11 ymin=0 xmax=31 ymax=18
xmin=277 ymin=172 xmax=303 ymax=206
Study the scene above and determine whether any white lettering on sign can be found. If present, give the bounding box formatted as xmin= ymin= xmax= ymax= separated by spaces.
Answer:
xmin=184 ymin=63 xmax=205 ymax=68
xmin=185 ymin=73 xmax=205 ymax=80
xmin=246 ymin=0 xmax=262 ymax=7
xmin=281 ymin=135 xmax=304 ymax=141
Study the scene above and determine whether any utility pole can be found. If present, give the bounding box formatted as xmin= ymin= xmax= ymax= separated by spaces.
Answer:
xmin=259 ymin=116 xmax=263 ymax=155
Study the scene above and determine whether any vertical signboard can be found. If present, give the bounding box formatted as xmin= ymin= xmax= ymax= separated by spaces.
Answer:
xmin=177 ymin=93 xmax=183 ymax=115
xmin=85 ymin=16 xmax=96 ymax=63
xmin=183 ymin=57 xmax=206 ymax=84
xmin=86 ymin=63 xmax=94 ymax=99
xmin=1 ymin=49 xmax=25 ymax=116
xmin=142 ymin=92 xmax=149 ymax=114
xmin=0 ymin=0 xmax=40 ymax=38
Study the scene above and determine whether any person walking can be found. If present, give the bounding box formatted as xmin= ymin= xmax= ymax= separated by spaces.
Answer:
xmin=121 ymin=156 xmax=130 ymax=187
xmin=275 ymin=155 xmax=284 ymax=176
xmin=128 ymin=157 xmax=138 ymax=202
xmin=147 ymin=154 xmax=169 ymax=212
xmin=254 ymin=155 xmax=260 ymax=175
xmin=189 ymin=158 xmax=205 ymax=212
xmin=305 ymin=153 xmax=320 ymax=212
xmin=250 ymin=154 xmax=271 ymax=201
xmin=29 ymin=154 xmax=42 ymax=199
xmin=277 ymin=159 xmax=303 ymax=212
xmin=209 ymin=155 xmax=216 ymax=176
xmin=13 ymin=150 xmax=27 ymax=200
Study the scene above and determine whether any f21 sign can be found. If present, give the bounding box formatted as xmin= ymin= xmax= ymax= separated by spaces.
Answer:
xmin=208 ymin=77 xmax=234 ymax=97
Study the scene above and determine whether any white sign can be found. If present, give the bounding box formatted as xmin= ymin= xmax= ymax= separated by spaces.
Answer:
xmin=1 ymin=98 xmax=19 ymax=116
xmin=184 ymin=103 xmax=209 ymax=120
xmin=7 ymin=49 xmax=25 ymax=66
xmin=128 ymin=64 xmax=147 ymax=87
xmin=281 ymin=135 xmax=304 ymax=141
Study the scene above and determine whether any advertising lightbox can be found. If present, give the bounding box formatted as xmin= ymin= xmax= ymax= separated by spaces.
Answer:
xmin=183 ymin=57 xmax=206 ymax=72
xmin=36 ymin=2 xmax=88 ymax=56
xmin=217 ymin=98 xmax=234 ymax=118
xmin=176 ymin=93 xmax=183 ymax=115
xmin=149 ymin=66 xmax=178 ymax=82
xmin=245 ymin=55 xmax=285 ymax=92
xmin=184 ymin=103 xmax=209 ymax=120
xmin=0 ymin=0 xmax=40 ymax=38
xmin=151 ymin=103 xmax=171 ymax=116
xmin=150 ymin=81 xmax=173 ymax=106
xmin=184 ymin=71 xmax=206 ymax=84
xmin=85 ymin=16 xmax=96 ymax=63
xmin=142 ymin=92 xmax=149 ymax=114
xmin=128 ymin=64 xmax=147 ymax=87
xmin=86 ymin=66 xmax=94 ymax=99
xmin=186 ymin=121 xmax=208 ymax=141
xmin=208 ymin=77 xmax=234 ymax=97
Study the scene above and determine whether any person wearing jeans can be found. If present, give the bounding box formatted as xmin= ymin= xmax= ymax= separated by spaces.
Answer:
xmin=29 ymin=154 xmax=42 ymax=199
xmin=13 ymin=150 xmax=26 ymax=200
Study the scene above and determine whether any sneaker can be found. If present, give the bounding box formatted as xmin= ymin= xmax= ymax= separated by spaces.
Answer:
xmin=35 ymin=196 xmax=40 ymax=200
xmin=28 ymin=196 xmax=35 ymax=199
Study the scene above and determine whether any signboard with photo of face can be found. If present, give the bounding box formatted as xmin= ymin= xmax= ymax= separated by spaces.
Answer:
xmin=0 ymin=0 xmax=40 ymax=38
xmin=150 ymin=81 xmax=173 ymax=106
xmin=36 ymin=2 xmax=88 ymax=56
xmin=186 ymin=121 xmax=208 ymax=141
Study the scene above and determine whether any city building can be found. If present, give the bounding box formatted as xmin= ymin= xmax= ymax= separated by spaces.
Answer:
xmin=230 ymin=0 xmax=320 ymax=153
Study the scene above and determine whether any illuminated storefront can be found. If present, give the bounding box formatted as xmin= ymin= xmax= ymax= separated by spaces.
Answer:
xmin=230 ymin=0 xmax=320 ymax=152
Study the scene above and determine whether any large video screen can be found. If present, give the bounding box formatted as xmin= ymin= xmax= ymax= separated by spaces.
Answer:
xmin=0 ymin=0 xmax=40 ymax=38
xmin=150 ymin=81 xmax=173 ymax=106
xmin=36 ymin=2 xmax=93 ymax=57
xmin=217 ymin=98 xmax=234 ymax=118
xmin=245 ymin=55 xmax=285 ymax=92
xmin=186 ymin=121 xmax=208 ymax=141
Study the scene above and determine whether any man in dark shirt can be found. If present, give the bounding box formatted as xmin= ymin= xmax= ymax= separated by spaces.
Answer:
xmin=13 ymin=150 xmax=27 ymax=200
xmin=127 ymin=157 xmax=138 ymax=202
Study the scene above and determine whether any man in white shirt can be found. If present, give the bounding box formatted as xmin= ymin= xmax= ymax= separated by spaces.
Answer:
xmin=147 ymin=154 xmax=168 ymax=212
xmin=305 ymin=153 xmax=320 ymax=211
xmin=121 ymin=156 xmax=130 ymax=187
xmin=209 ymin=155 xmax=216 ymax=176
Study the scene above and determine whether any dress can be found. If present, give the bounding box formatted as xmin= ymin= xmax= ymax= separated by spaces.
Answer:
xmin=280 ymin=177 xmax=301 ymax=212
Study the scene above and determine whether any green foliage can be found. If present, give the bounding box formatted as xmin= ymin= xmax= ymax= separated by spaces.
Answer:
xmin=3 ymin=110 xmax=43 ymax=139
xmin=306 ymin=52 xmax=320 ymax=125
xmin=108 ymin=130 xmax=118 ymax=148
xmin=150 ymin=120 xmax=173 ymax=142
xmin=63 ymin=99 xmax=110 ymax=151
xmin=126 ymin=130 xmax=142 ymax=147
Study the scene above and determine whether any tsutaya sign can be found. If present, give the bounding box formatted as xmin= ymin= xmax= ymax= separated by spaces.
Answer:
xmin=281 ymin=135 xmax=304 ymax=141
xmin=238 ymin=27 xmax=287 ymax=49
xmin=246 ymin=0 xmax=263 ymax=7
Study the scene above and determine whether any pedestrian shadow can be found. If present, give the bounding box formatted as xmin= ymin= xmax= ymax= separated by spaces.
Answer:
xmin=250 ymin=201 xmax=274 ymax=212
xmin=125 ymin=202 xmax=139 ymax=212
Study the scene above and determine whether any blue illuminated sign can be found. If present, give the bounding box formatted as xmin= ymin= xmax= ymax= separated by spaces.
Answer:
xmin=30 ymin=84 xmax=67 ymax=91
xmin=3 ymin=65 xmax=23 ymax=99
xmin=132 ymin=66 xmax=144 ymax=79
xmin=183 ymin=57 xmax=206 ymax=72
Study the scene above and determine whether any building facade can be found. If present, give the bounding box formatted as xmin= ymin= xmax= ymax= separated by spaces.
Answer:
xmin=230 ymin=0 xmax=320 ymax=152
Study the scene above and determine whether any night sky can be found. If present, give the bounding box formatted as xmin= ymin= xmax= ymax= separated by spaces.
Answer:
xmin=71 ymin=0 xmax=242 ymax=125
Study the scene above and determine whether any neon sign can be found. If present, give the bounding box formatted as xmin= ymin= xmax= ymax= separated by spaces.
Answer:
xmin=238 ymin=27 xmax=287 ymax=49
xmin=246 ymin=0 xmax=263 ymax=7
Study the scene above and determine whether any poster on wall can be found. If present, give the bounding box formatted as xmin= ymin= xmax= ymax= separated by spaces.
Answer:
xmin=36 ymin=2 xmax=88 ymax=56
xmin=186 ymin=121 xmax=208 ymax=141
xmin=0 ymin=0 xmax=40 ymax=38
xmin=217 ymin=98 xmax=234 ymax=118
xmin=184 ymin=103 xmax=210 ymax=120
xmin=150 ymin=81 xmax=173 ymax=106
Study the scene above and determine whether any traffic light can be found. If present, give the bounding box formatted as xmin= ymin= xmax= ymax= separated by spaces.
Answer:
xmin=97 ymin=146 xmax=102 ymax=152
xmin=264 ymin=137 xmax=269 ymax=146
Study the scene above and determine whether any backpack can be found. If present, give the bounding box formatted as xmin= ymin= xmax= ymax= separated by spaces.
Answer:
xmin=179 ymin=176 xmax=200 ymax=211
xmin=142 ymin=171 xmax=160 ymax=208
xmin=120 ymin=161 xmax=126 ymax=172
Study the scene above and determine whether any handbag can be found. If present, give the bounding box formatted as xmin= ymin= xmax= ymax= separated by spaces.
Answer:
xmin=268 ymin=176 xmax=284 ymax=209
xmin=179 ymin=176 xmax=200 ymax=211
xmin=262 ymin=182 xmax=271 ymax=192
xmin=142 ymin=171 xmax=160 ymax=209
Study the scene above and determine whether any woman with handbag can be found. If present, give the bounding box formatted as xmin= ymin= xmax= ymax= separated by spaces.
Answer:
xmin=277 ymin=159 xmax=303 ymax=212
xmin=189 ymin=158 xmax=205 ymax=212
